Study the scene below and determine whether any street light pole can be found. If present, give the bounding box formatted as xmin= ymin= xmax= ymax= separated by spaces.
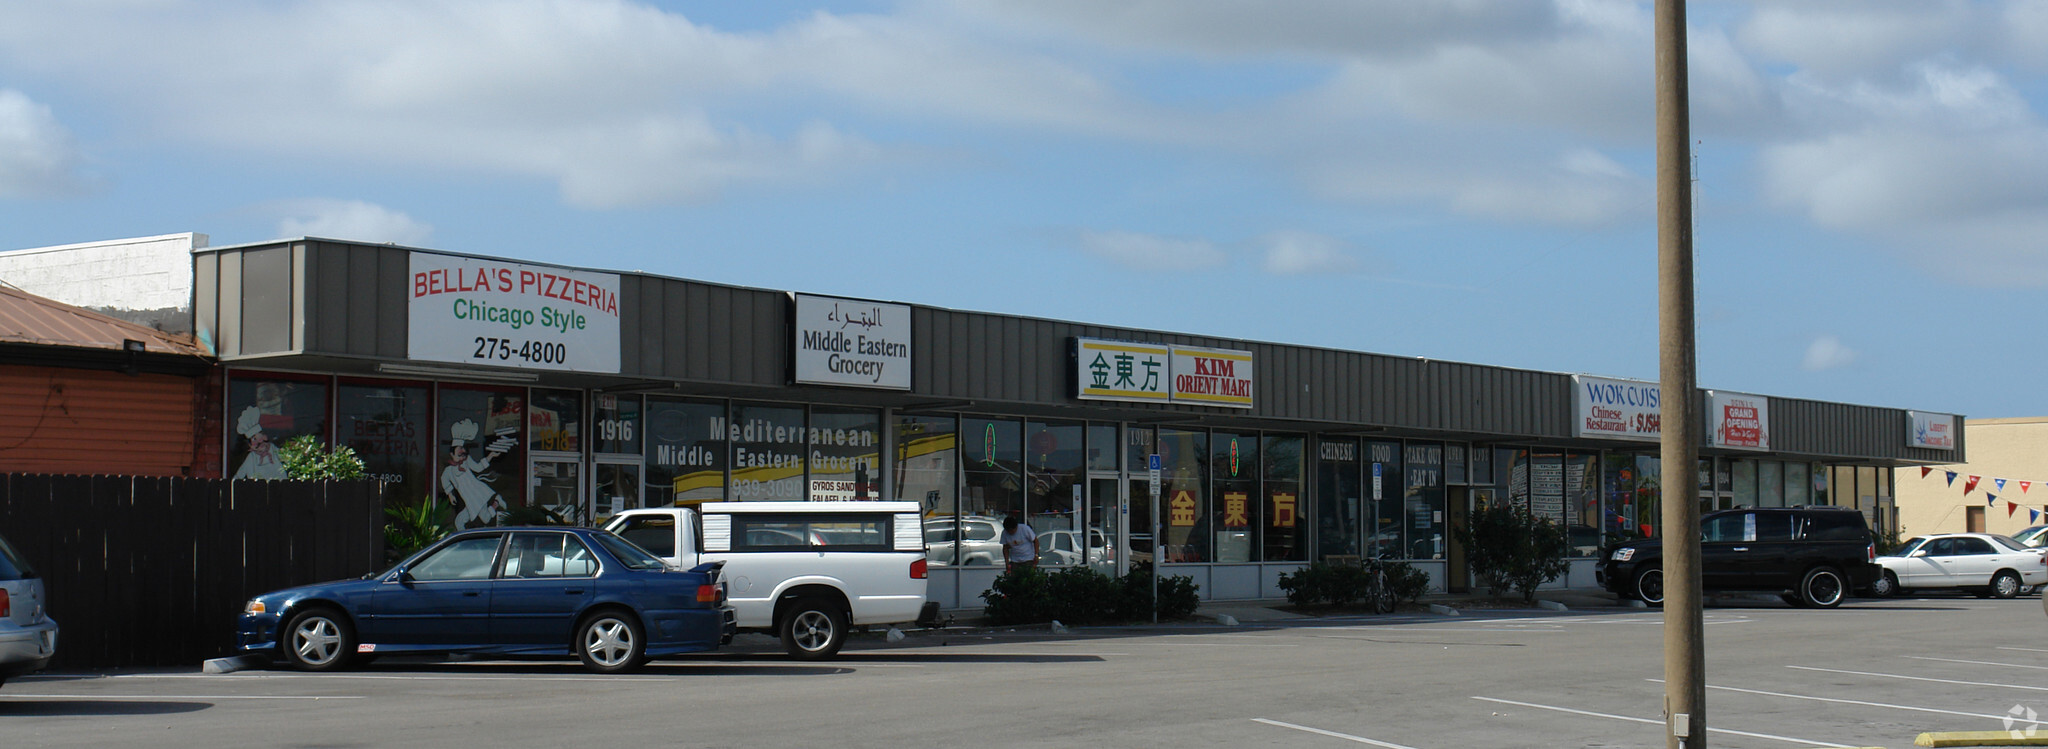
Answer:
xmin=1655 ymin=1 xmax=1705 ymax=747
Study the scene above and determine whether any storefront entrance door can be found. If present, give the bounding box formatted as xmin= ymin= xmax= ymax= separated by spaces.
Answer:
xmin=531 ymin=458 xmax=582 ymax=524
xmin=1088 ymin=475 xmax=1121 ymax=576
xmin=592 ymin=459 xmax=642 ymax=525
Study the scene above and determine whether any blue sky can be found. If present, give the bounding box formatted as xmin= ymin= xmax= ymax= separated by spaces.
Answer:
xmin=1 ymin=1 xmax=2044 ymax=418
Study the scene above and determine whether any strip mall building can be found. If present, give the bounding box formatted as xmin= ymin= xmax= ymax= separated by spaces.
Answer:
xmin=2 ymin=235 xmax=1963 ymax=608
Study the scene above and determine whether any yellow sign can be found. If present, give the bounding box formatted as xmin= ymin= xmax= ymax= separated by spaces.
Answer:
xmin=1169 ymin=490 xmax=1197 ymax=527
xmin=1272 ymin=492 xmax=1297 ymax=528
xmin=1223 ymin=491 xmax=1249 ymax=527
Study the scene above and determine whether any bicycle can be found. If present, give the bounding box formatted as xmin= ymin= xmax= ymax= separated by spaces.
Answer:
xmin=1363 ymin=554 xmax=1398 ymax=615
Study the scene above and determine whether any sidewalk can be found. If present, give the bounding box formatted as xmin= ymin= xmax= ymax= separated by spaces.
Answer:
xmin=928 ymin=588 xmax=1634 ymax=630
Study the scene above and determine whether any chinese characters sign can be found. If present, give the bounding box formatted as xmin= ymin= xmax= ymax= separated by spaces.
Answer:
xmin=1074 ymin=338 xmax=1255 ymax=409
xmin=408 ymin=252 xmax=621 ymax=373
xmin=1706 ymin=391 xmax=1770 ymax=450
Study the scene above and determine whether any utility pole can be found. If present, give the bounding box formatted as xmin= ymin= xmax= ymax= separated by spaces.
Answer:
xmin=1655 ymin=1 xmax=1705 ymax=748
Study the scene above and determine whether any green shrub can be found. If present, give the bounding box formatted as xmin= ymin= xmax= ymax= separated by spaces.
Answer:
xmin=277 ymin=435 xmax=367 ymax=481
xmin=1277 ymin=561 xmax=1374 ymax=607
xmin=384 ymin=496 xmax=453 ymax=564
xmin=980 ymin=563 xmax=1201 ymax=625
xmin=1452 ymin=502 xmax=1569 ymax=602
xmin=1383 ymin=559 xmax=1432 ymax=604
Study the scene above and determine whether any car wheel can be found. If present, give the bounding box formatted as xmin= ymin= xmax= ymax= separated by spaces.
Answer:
xmin=1633 ymin=567 xmax=1665 ymax=607
xmin=1991 ymin=570 xmax=2023 ymax=599
xmin=283 ymin=607 xmax=356 ymax=672
xmin=576 ymin=610 xmax=646 ymax=674
xmin=780 ymin=597 xmax=847 ymax=660
xmin=1799 ymin=567 xmax=1846 ymax=608
xmin=1871 ymin=571 xmax=1899 ymax=598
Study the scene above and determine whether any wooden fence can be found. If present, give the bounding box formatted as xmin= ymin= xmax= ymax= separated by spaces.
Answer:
xmin=0 ymin=474 xmax=385 ymax=668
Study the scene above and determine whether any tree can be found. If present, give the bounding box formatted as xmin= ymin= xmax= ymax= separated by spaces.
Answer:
xmin=1453 ymin=501 xmax=1570 ymax=603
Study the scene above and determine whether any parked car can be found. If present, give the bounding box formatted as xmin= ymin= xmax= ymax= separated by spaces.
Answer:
xmin=605 ymin=502 xmax=931 ymax=660
xmin=923 ymin=515 xmax=1004 ymax=567
xmin=2011 ymin=525 xmax=2048 ymax=548
xmin=1041 ymin=529 xmax=1112 ymax=565
xmin=1597 ymin=506 xmax=1880 ymax=608
xmin=237 ymin=527 xmax=735 ymax=673
xmin=1869 ymin=533 xmax=2047 ymax=598
xmin=0 ymin=531 xmax=58 ymax=688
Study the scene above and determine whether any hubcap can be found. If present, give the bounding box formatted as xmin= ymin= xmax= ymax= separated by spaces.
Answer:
xmin=1999 ymin=575 xmax=2019 ymax=597
xmin=293 ymin=617 xmax=342 ymax=666
xmin=792 ymin=611 xmax=833 ymax=651
xmin=1639 ymin=570 xmax=1664 ymax=603
xmin=585 ymin=619 xmax=633 ymax=667
xmin=1809 ymin=573 xmax=1842 ymax=605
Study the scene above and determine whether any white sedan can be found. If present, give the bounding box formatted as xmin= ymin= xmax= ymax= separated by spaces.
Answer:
xmin=1872 ymin=533 xmax=2048 ymax=598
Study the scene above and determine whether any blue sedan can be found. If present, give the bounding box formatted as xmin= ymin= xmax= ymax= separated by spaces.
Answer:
xmin=237 ymin=527 xmax=736 ymax=673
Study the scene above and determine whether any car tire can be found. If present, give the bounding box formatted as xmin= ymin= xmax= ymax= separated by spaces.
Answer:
xmin=576 ymin=610 xmax=646 ymax=674
xmin=1871 ymin=571 xmax=1899 ymax=598
xmin=283 ymin=607 xmax=356 ymax=672
xmin=1991 ymin=570 xmax=2023 ymax=599
xmin=780 ymin=597 xmax=847 ymax=660
xmin=1633 ymin=566 xmax=1665 ymax=607
xmin=1798 ymin=567 xmax=1847 ymax=608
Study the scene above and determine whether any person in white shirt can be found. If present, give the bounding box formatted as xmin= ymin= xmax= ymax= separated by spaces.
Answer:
xmin=1001 ymin=514 xmax=1040 ymax=572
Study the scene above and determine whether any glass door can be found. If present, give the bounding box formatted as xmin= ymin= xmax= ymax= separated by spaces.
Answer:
xmin=530 ymin=458 xmax=583 ymax=524
xmin=592 ymin=459 xmax=642 ymax=526
xmin=1087 ymin=475 xmax=1121 ymax=576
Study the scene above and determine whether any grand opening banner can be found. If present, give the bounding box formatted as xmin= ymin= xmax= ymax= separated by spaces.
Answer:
xmin=407 ymin=252 xmax=622 ymax=373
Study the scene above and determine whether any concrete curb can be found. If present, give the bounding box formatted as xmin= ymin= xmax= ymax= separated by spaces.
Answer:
xmin=1917 ymin=731 xmax=2048 ymax=746
xmin=201 ymin=655 xmax=266 ymax=674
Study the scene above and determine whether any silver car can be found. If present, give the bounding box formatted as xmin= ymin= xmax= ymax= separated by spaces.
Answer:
xmin=0 ymin=531 xmax=57 ymax=687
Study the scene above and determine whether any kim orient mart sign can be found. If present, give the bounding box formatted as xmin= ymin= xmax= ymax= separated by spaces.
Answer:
xmin=1074 ymin=338 xmax=1254 ymax=408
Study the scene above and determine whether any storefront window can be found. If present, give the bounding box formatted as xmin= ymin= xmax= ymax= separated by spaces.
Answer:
xmin=337 ymin=380 xmax=430 ymax=510
xmin=227 ymin=373 xmax=329 ymax=481
xmin=1126 ymin=426 xmax=1157 ymax=564
xmin=1316 ymin=438 xmax=1362 ymax=562
xmin=1471 ymin=446 xmax=1494 ymax=486
xmin=1529 ymin=451 xmax=1565 ymax=524
xmin=1733 ymin=460 xmax=1757 ymax=508
xmin=644 ymin=397 xmax=726 ymax=505
xmin=729 ymin=402 xmax=804 ymax=502
xmin=809 ymin=406 xmax=881 ymax=501
xmin=1405 ymin=443 xmax=1444 ymax=560
xmin=1367 ymin=441 xmax=1402 ymax=559
xmin=1086 ymin=423 xmax=1118 ymax=473
xmin=1760 ymin=461 xmax=1784 ymax=507
xmin=1211 ymin=432 xmax=1257 ymax=563
xmin=895 ymin=415 xmax=958 ymax=565
xmin=1160 ymin=428 xmax=1209 ymax=563
xmin=1567 ymin=452 xmax=1599 ymax=555
xmin=528 ymin=389 xmax=583 ymax=454
xmin=962 ymin=417 xmax=1023 ymax=521
xmin=1263 ymin=434 xmax=1305 ymax=562
xmin=1027 ymin=420 xmax=1084 ymax=555
xmin=592 ymin=395 xmax=641 ymax=456
xmin=1605 ymin=453 xmax=1662 ymax=539
xmin=1785 ymin=461 xmax=1809 ymax=505
xmin=1445 ymin=444 xmax=1468 ymax=486
xmin=436 ymin=385 xmax=524 ymax=529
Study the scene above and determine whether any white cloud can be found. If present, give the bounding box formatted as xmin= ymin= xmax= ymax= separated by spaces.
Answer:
xmin=1077 ymin=230 xmax=1226 ymax=270
xmin=1257 ymin=231 xmax=1359 ymax=275
xmin=272 ymin=199 xmax=433 ymax=246
xmin=0 ymin=89 xmax=90 ymax=198
xmin=1802 ymin=335 xmax=1857 ymax=372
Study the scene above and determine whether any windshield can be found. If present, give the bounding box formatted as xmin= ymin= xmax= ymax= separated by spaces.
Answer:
xmin=1892 ymin=537 xmax=1927 ymax=556
xmin=1989 ymin=535 xmax=2030 ymax=552
xmin=0 ymin=533 xmax=35 ymax=580
xmin=592 ymin=532 xmax=667 ymax=571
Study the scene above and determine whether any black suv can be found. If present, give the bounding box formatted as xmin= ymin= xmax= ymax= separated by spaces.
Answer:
xmin=1597 ymin=506 xmax=1879 ymax=608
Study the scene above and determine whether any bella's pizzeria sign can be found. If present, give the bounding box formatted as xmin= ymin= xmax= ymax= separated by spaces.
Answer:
xmin=407 ymin=252 xmax=622 ymax=373
xmin=1074 ymin=338 xmax=1254 ymax=409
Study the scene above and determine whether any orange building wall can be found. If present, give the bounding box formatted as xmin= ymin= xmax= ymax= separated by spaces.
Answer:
xmin=0 ymin=364 xmax=203 ymax=476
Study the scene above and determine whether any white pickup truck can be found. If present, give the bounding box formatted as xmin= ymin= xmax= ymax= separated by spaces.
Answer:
xmin=603 ymin=501 xmax=932 ymax=659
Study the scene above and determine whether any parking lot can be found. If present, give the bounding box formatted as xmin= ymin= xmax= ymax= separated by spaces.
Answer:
xmin=3 ymin=594 xmax=2044 ymax=748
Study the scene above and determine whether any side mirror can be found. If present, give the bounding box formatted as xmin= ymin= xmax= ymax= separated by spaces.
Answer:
xmin=388 ymin=569 xmax=415 ymax=584
xmin=1908 ymin=549 xmax=1928 ymax=558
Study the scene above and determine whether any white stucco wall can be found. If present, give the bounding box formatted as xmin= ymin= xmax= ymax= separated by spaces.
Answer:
xmin=1894 ymin=417 xmax=2048 ymax=538
xmin=0 ymin=232 xmax=206 ymax=312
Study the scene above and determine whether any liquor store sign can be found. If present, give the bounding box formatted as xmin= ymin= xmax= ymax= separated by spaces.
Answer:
xmin=1074 ymin=338 xmax=1254 ymax=409
xmin=408 ymin=252 xmax=621 ymax=373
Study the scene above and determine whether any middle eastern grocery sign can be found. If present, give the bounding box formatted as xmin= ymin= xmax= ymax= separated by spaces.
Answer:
xmin=408 ymin=252 xmax=621 ymax=373
xmin=1706 ymin=391 xmax=1771 ymax=450
xmin=1571 ymin=374 xmax=1662 ymax=442
xmin=793 ymin=294 xmax=912 ymax=390
xmin=1074 ymin=337 xmax=1255 ymax=408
